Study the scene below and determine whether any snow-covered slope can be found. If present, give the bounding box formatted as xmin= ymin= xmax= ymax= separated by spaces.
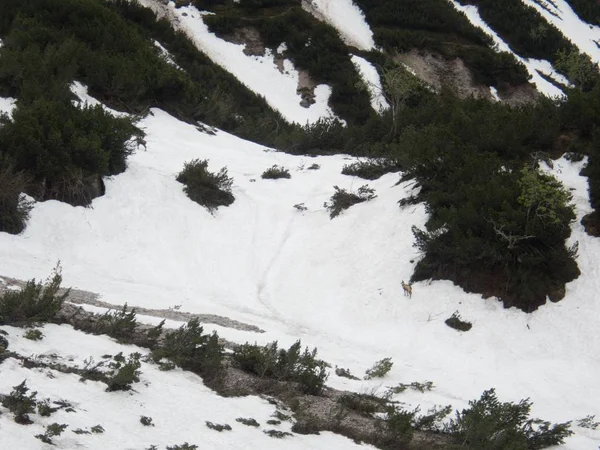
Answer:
xmin=351 ymin=55 xmax=389 ymax=112
xmin=520 ymin=0 xmax=600 ymax=64
xmin=302 ymin=0 xmax=375 ymax=51
xmin=1 ymin=83 xmax=599 ymax=448
xmin=0 ymin=324 xmax=375 ymax=450
xmin=449 ymin=0 xmax=570 ymax=97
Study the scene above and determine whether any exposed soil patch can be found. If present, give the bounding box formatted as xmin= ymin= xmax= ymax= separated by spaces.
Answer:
xmin=396 ymin=50 xmax=538 ymax=105
xmin=222 ymin=26 xmax=266 ymax=57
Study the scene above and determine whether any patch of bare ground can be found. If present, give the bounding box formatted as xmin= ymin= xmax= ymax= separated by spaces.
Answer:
xmin=395 ymin=50 xmax=538 ymax=105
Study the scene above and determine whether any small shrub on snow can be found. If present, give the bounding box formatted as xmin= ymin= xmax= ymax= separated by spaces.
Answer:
xmin=577 ymin=414 xmax=600 ymax=430
xmin=386 ymin=380 xmax=434 ymax=395
xmin=166 ymin=444 xmax=198 ymax=450
xmin=364 ymin=357 xmax=393 ymax=379
xmin=35 ymin=423 xmax=68 ymax=445
xmin=236 ymin=417 xmax=260 ymax=427
xmin=90 ymin=424 xmax=105 ymax=434
xmin=24 ymin=329 xmax=43 ymax=341
xmin=205 ymin=421 xmax=232 ymax=432
xmin=37 ymin=399 xmax=59 ymax=417
xmin=266 ymin=419 xmax=281 ymax=425
xmin=325 ymin=185 xmax=376 ymax=219
xmin=0 ymin=264 xmax=69 ymax=325
xmin=1 ymin=380 xmax=37 ymax=424
xmin=445 ymin=311 xmax=472 ymax=332
xmin=151 ymin=318 xmax=223 ymax=381
xmin=342 ymin=158 xmax=401 ymax=180
xmin=95 ymin=304 xmax=138 ymax=342
xmin=140 ymin=415 xmax=155 ymax=427
xmin=261 ymin=165 xmax=291 ymax=179
xmin=307 ymin=163 xmax=320 ymax=170
xmin=72 ymin=428 xmax=91 ymax=435
xmin=445 ymin=388 xmax=573 ymax=449
xmin=232 ymin=340 xmax=329 ymax=395
xmin=264 ymin=429 xmax=293 ymax=438
xmin=272 ymin=411 xmax=291 ymax=421
xmin=176 ymin=159 xmax=234 ymax=213
xmin=105 ymin=352 xmax=142 ymax=392
xmin=334 ymin=366 xmax=360 ymax=380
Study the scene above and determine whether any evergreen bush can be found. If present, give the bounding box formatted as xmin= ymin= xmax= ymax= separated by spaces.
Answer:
xmin=232 ymin=340 xmax=329 ymax=395
xmin=105 ymin=352 xmax=142 ymax=392
xmin=151 ymin=318 xmax=223 ymax=381
xmin=364 ymin=357 xmax=393 ymax=379
xmin=445 ymin=388 xmax=573 ymax=449
xmin=325 ymin=185 xmax=376 ymax=219
xmin=261 ymin=165 xmax=291 ymax=179
xmin=176 ymin=159 xmax=235 ymax=213
xmin=0 ymin=265 xmax=69 ymax=325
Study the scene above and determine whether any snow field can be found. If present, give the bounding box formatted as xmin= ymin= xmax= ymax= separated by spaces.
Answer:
xmin=0 ymin=85 xmax=598 ymax=448
xmin=0 ymin=324 xmax=375 ymax=450
xmin=302 ymin=0 xmax=375 ymax=51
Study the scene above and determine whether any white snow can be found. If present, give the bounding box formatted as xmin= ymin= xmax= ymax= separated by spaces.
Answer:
xmin=0 ymin=96 xmax=16 ymax=116
xmin=153 ymin=39 xmax=183 ymax=70
xmin=0 ymin=88 xmax=599 ymax=448
xmin=302 ymin=0 xmax=375 ymax=51
xmin=449 ymin=0 xmax=568 ymax=97
xmin=351 ymin=55 xmax=389 ymax=113
xmin=520 ymin=0 xmax=600 ymax=64
xmin=0 ymin=324 xmax=376 ymax=450
xmin=489 ymin=86 xmax=501 ymax=101
xmin=70 ymin=82 xmax=130 ymax=119
xmin=168 ymin=4 xmax=336 ymax=125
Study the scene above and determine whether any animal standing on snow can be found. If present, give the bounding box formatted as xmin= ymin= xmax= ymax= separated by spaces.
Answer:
xmin=401 ymin=280 xmax=412 ymax=298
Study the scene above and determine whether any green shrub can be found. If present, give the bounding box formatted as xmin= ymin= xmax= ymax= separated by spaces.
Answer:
xmin=325 ymin=185 xmax=376 ymax=219
xmin=151 ymin=318 xmax=223 ymax=381
xmin=338 ymin=393 xmax=386 ymax=417
xmin=445 ymin=388 xmax=573 ymax=449
xmin=386 ymin=381 xmax=434 ymax=395
xmin=1 ymin=380 xmax=37 ymax=424
xmin=334 ymin=366 xmax=359 ymax=380
xmin=0 ymin=99 xmax=141 ymax=206
xmin=342 ymin=158 xmax=400 ymax=180
xmin=24 ymin=329 xmax=43 ymax=341
xmin=176 ymin=159 xmax=235 ymax=213
xmin=140 ymin=415 xmax=154 ymax=427
xmin=166 ymin=445 xmax=198 ymax=450
xmin=0 ymin=158 xmax=34 ymax=234
xmin=0 ymin=265 xmax=69 ymax=325
xmin=261 ymin=165 xmax=291 ymax=179
xmin=205 ymin=421 xmax=232 ymax=432
xmin=35 ymin=423 xmax=68 ymax=445
xmin=445 ymin=311 xmax=472 ymax=332
xmin=105 ymin=352 xmax=142 ymax=392
xmin=364 ymin=357 xmax=393 ymax=379
xmin=37 ymin=399 xmax=59 ymax=417
xmin=236 ymin=417 xmax=260 ymax=427
xmin=264 ymin=429 xmax=293 ymax=438
xmin=232 ymin=340 xmax=329 ymax=395
xmin=95 ymin=304 xmax=138 ymax=342
xmin=90 ymin=425 xmax=105 ymax=434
